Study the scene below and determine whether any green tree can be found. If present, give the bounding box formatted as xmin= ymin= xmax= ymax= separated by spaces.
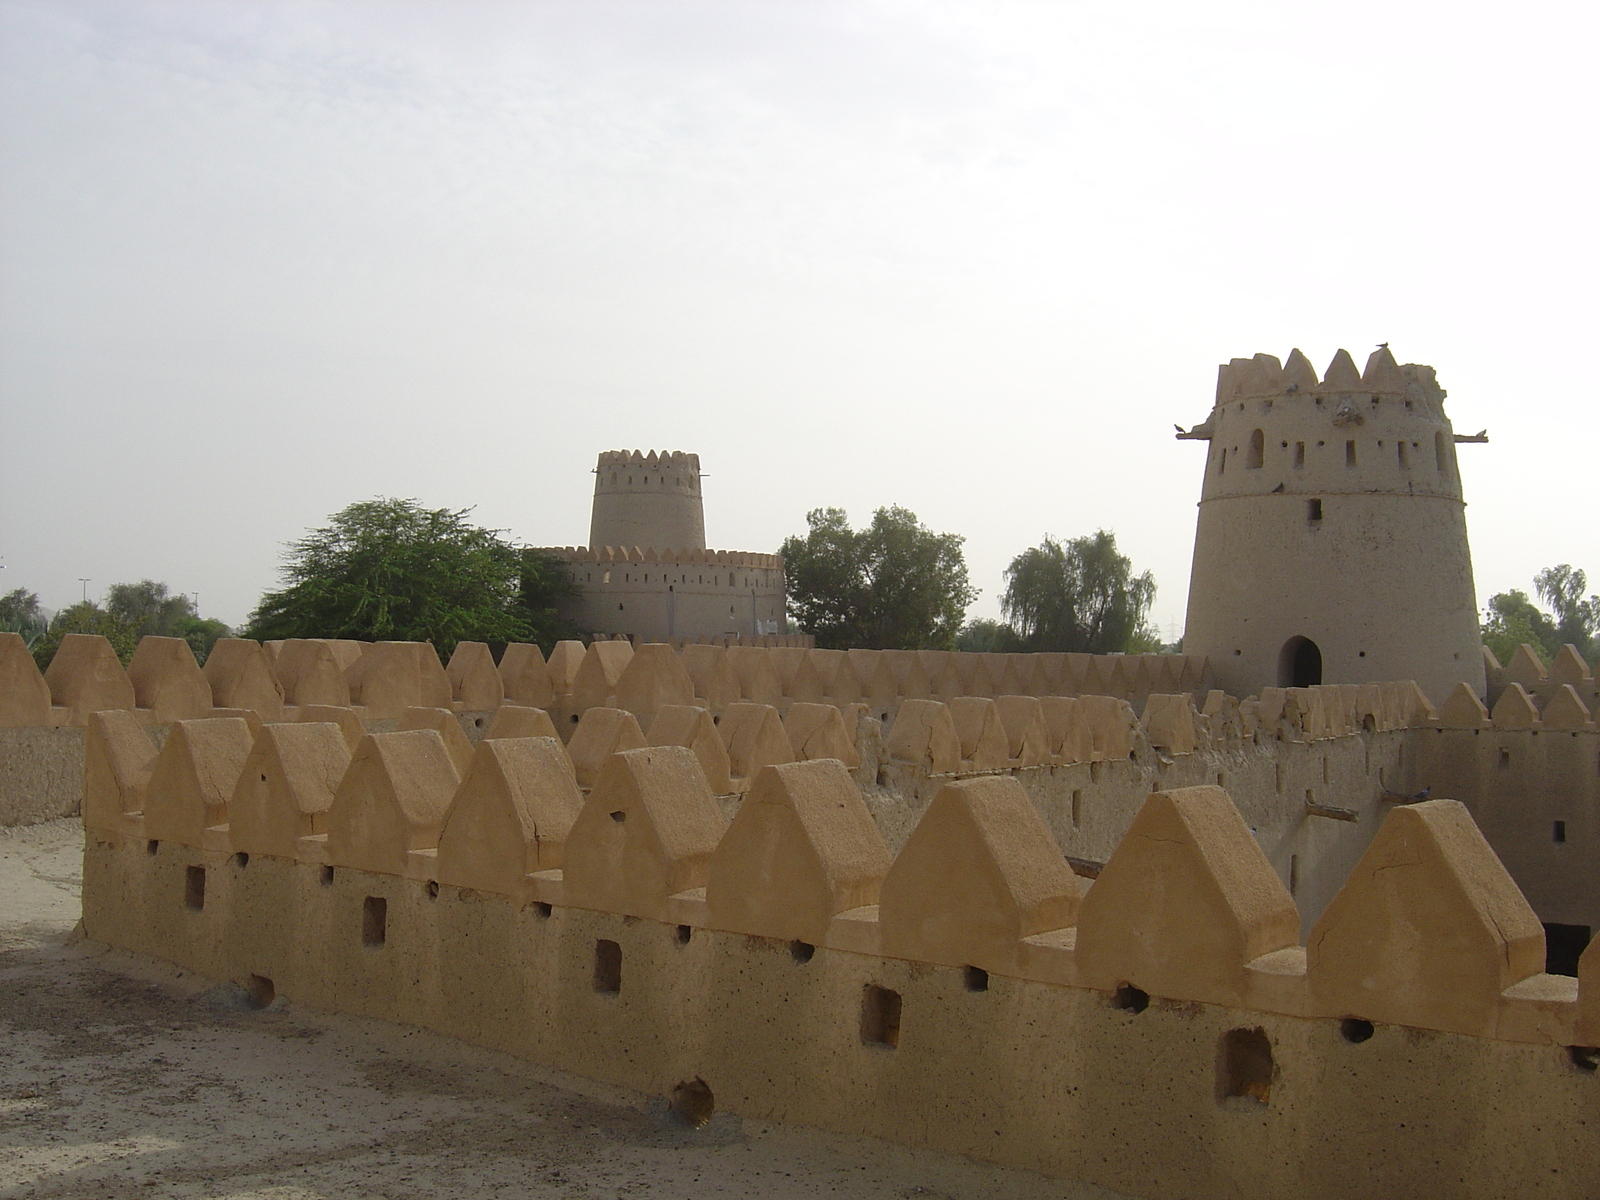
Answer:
xmin=1535 ymin=565 xmax=1598 ymax=658
xmin=170 ymin=614 xmax=233 ymax=666
xmin=516 ymin=548 xmax=583 ymax=653
xmin=999 ymin=530 xmax=1157 ymax=654
xmin=106 ymin=580 xmax=195 ymax=639
xmin=781 ymin=506 xmax=978 ymax=650
xmin=1483 ymin=565 xmax=1597 ymax=664
xmin=955 ymin=617 xmax=1020 ymax=653
xmin=1481 ymin=589 xmax=1557 ymax=665
xmin=0 ymin=588 xmax=47 ymax=650
xmin=32 ymin=602 xmax=139 ymax=672
xmin=243 ymin=498 xmax=539 ymax=660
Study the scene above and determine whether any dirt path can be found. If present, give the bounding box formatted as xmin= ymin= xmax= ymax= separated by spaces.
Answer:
xmin=0 ymin=821 xmax=1130 ymax=1200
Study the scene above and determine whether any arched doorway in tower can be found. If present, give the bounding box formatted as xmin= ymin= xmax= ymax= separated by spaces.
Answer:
xmin=1277 ymin=636 xmax=1322 ymax=687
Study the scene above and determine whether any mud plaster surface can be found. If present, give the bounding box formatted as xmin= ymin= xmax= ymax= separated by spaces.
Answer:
xmin=0 ymin=821 xmax=1131 ymax=1200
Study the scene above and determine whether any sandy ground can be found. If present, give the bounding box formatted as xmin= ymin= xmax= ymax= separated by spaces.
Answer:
xmin=0 ymin=821 xmax=1131 ymax=1200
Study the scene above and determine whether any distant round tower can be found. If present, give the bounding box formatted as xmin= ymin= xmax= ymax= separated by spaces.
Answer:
xmin=1179 ymin=346 xmax=1486 ymax=703
xmin=589 ymin=449 xmax=706 ymax=552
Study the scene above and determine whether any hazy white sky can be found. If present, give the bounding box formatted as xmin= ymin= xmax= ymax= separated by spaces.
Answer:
xmin=2 ymin=0 xmax=1594 ymax=637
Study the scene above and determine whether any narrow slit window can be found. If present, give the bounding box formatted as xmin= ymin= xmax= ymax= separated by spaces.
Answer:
xmin=1293 ymin=442 xmax=1305 ymax=468
xmin=594 ymin=939 xmax=622 ymax=993
xmin=184 ymin=866 xmax=206 ymax=911
xmin=362 ymin=896 xmax=387 ymax=946
xmin=1307 ymin=498 xmax=1323 ymax=523
xmin=860 ymin=984 xmax=902 ymax=1047
xmin=1345 ymin=440 xmax=1357 ymax=467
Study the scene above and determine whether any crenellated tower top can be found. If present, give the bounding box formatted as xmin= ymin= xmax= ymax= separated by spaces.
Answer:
xmin=588 ymin=449 xmax=707 ymax=553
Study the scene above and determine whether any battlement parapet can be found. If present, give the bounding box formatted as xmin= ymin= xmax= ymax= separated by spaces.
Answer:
xmin=78 ymin=733 xmax=1600 ymax=1197
xmin=14 ymin=633 xmax=1600 ymax=752
xmin=1213 ymin=346 xmax=1448 ymax=409
xmin=543 ymin=545 xmax=785 ymax=570
xmin=594 ymin=449 xmax=701 ymax=473
xmin=83 ymin=717 xmax=1600 ymax=1046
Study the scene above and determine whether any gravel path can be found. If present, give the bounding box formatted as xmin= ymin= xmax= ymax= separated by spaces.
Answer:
xmin=0 ymin=820 xmax=1129 ymax=1200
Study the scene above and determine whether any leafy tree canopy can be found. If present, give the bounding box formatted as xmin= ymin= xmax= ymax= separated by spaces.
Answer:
xmin=0 ymin=588 xmax=43 ymax=627
xmin=32 ymin=601 xmax=139 ymax=671
xmin=999 ymin=530 xmax=1157 ymax=654
xmin=1 ymin=588 xmax=47 ymax=651
xmin=1483 ymin=564 xmax=1597 ymax=664
xmin=244 ymin=498 xmax=577 ymax=659
xmin=781 ymin=506 xmax=978 ymax=650
xmin=954 ymin=617 xmax=1019 ymax=653
xmin=106 ymin=580 xmax=195 ymax=639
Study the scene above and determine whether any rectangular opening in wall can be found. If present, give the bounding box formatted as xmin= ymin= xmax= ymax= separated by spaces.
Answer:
xmin=1553 ymin=820 xmax=1567 ymax=844
xmin=1071 ymin=789 xmax=1083 ymax=829
xmin=1294 ymin=441 xmax=1305 ymax=468
xmin=594 ymin=939 xmax=622 ymax=993
xmin=1289 ymin=854 xmax=1299 ymax=896
xmin=1307 ymin=498 xmax=1323 ymax=523
xmin=184 ymin=865 xmax=205 ymax=911
xmin=1398 ymin=441 xmax=1409 ymax=468
xmin=1217 ymin=1027 xmax=1274 ymax=1104
xmin=1544 ymin=922 xmax=1591 ymax=976
xmin=1345 ymin=440 xmax=1357 ymax=467
xmin=1499 ymin=749 xmax=1511 ymax=771
xmin=860 ymin=984 xmax=901 ymax=1048
xmin=362 ymin=896 xmax=387 ymax=946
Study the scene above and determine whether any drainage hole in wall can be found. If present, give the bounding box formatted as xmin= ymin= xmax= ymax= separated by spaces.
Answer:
xmin=963 ymin=965 xmax=989 ymax=992
xmin=231 ymin=852 xmax=249 ymax=870
xmin=860 ymin=984 xmax=902 ymax=1048
xmin=146 ymin=839 xmax=159 ymax=856
xmin=245 ymin=974 xmax=276 ymax=1010
xmin=594 ymin=939 xmax=622 ymax=993
xmin=426 ymin=880 xmax=439 ymax=900
xmin=676 ymin=924 xmax=693 ymax=945
xmin=1110 ymin=983 xmax=1149 ymax=1013
xmin=789 ymin=940 xmax=815 ymax=964
xmin=609 ymin=810 xmax=627 ymax=823
xmin=534 ymin=901 xmax=553 ymax=919
xmin=362 ymin=896 xmax=387 ymax=946
xmin=669 ymin=1078 xmax=716 ymax=1128
xmin=1340 ymin=1017 xmax=1375 ymax=1043
xmin=1567 ymin=1046 xmax=1599 ymax=1073
xmin=320 ymin=865 xmax=335 ymax=887
xmin=1218 ymin=1027 xmax=1275 ymax=1104
xmin=184 ymin=866 xmax=206 ymax=911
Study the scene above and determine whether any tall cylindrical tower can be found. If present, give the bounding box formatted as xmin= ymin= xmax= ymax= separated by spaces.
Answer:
xmin=588 ymin=449 xmax=706 ymax=552
xmin=1180 ymin=346 xmax=1486 ymax=703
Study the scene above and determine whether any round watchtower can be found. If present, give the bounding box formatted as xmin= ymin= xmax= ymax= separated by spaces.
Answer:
xmin=1179 ymin=346 xmax=1486 ymax=703
xmin=589 ymin=449 xmax=706 ymax=552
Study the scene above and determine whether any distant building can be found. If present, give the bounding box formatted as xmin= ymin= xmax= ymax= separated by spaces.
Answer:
xmin=540 ymin=450 xmax=788 ymax=643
